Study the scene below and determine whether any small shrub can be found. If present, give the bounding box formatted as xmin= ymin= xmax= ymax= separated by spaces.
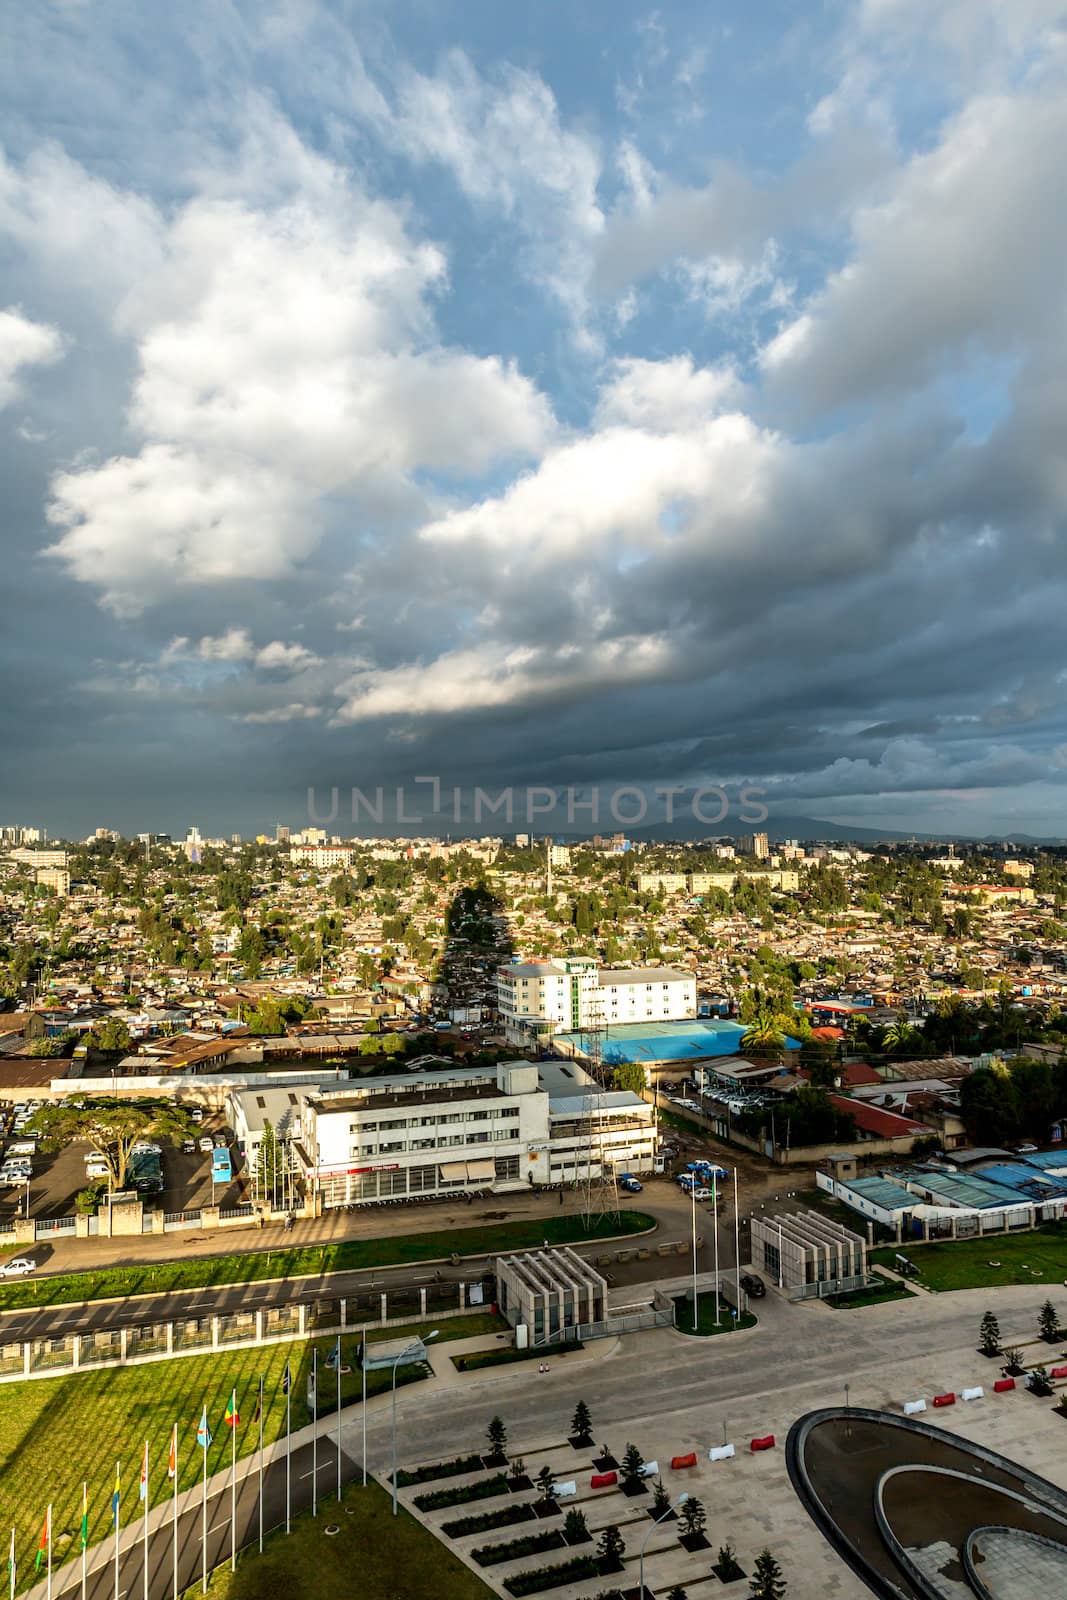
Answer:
xmin=571 ymin=1399 xmax=592 ymax=1439
xmin=414 ymin=1473 xmax=509 ymax=1511
xmin=487 ymin=1415 xmax=508 ymax=1455
xmin=563 ymin=1508 xmax=589 ymax=1543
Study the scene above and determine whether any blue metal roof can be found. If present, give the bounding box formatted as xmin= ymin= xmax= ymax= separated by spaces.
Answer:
xmin=557 ymin=1018 xmax=801 ymax=1064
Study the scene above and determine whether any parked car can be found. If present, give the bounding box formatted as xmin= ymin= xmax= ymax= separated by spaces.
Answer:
xmin=85 ymin=1160 xmax=111 ymax=1180
xmin=740 ymin=1273 xmax=766 ymax=1298
xmin=619 ymin=1176 xmax=643 ymax=1193
xmin=213 ymin=1133 xmax=229 ymax=1148
xmin=190 ymin=1107 xmax=203 ymax=1123
xmin=198 ymin=1135 xmax=214 ymax=1153
xmin=1016 ymin=1143 xmax=1038 ymax=1154
xmin=181 ymin=1139 xmax=196 ymax=1155
xmin=0 ymin=1257 xmax=37 ymax=1278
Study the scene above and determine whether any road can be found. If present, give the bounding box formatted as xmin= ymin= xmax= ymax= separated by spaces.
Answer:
xmin=42 ymin=1279 xmax=1062 ymax=1600
xmin=1 ymin=1183 xmax=752 ymax=1341
xmin=49 ymin=1439 xmax=355 ymax=1600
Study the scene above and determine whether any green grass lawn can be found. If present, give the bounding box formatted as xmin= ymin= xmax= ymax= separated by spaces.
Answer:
xmin=451 ymin=1340 xmax=584 ymax=1372
xmin=823 ymin=1277 xmax=915 ymax=1309
xmin=870 ymin=1225 xmax=1067 ymax=1292
xmin=199 ymin=1478 xmax=493 ymax=1599
xmin=672 ymin=1294 xmax=758 ymax=1336
xmin=0 ymin=1333 xmax=440 ymax=1594
xmin=0 ymin=1210 xmax=654 ymax=1311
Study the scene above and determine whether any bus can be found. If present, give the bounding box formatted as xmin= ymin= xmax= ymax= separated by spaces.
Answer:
xmin=211 ymin=1147 xmax=233 ymax=1186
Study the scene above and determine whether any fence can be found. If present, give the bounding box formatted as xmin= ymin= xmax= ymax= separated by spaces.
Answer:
xmin=0 ymin=1274 xmax=497 ymax=1385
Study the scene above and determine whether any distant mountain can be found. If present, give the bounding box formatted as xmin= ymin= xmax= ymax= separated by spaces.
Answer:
xmin=622 ymin=815 xmax=1067 ymax=847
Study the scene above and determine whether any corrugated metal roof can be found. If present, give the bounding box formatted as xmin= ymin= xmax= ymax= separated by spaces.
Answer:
xmin=843 ymin=1176 xmax=915 ymax=1211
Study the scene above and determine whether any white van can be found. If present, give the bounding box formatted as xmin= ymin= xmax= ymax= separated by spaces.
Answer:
xmin=84 ymin=1160 xmax=110 ymax=1180
xmin=7 ymin=1141 xmax=37 ymax=1157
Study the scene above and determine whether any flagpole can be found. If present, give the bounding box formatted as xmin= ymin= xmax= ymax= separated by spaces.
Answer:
xmin=312 ymin=1348 xmax=318 ymax=1519
xmin=258 ymin=1375 xmax=265 ymax=1554
xmin=230 ymin=1389 xmax=237 ymax=1574
xmin=201 ymin=1417 xmax=208 ymax=1595
xmin=361 ymin=1326 xmax=367 ymax=1488
xmin=46 ymin=1505 xmax=51 ymax=1600
xmin=733 ymin=1166 xmax=742 ymax=1323
xmin=114 ymin=1463 xmax=120 ymax=1600
xmin=335 ymin=1340 xmax=342 ymax=1503
xmin=81 ymin=1484 xmax=87 ymax=1600
xmin=142 ymin=1441 xmax=149 ymax=1600
xmin=285 ymin=1366 xmax=292 ymax=1535
xmin=10 ymin=1525 xmax=16 ymax=1600
xmin=171 ymin=1424 xmax=179 ymax=1600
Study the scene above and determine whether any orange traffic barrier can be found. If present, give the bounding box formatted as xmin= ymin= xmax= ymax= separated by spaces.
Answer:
xmin=669 ymin=1453 xmax=697 ymax=1470
xmin=1051 ymin=1365 xmax=1067 ymax=1380
xmin=590 ymin=1471 xmax=617 ymax=1489
xmin=933 ymin=1393 xmax=955 ymax=1408
xmin=749 ymin=1435 xmax=776 ymax=1452
xmin=993 ymin=1378 xmax=1016 ymax=1393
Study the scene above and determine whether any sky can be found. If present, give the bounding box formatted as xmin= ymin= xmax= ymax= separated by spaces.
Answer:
xmin=2 ymin=0 xmax=1067 ymax=841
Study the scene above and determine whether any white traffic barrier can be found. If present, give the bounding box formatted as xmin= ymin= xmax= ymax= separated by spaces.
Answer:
xmin=639 ymin=1461 xmax=659 ymax=1477
xmin=961 ymin=1386 xmax=984 ymax=1402
xmin=903 ymin=1399 xmax=927 ymax=1415
xmin=550 ymin=1481 xmax=577 ymax=1498
xmin=709 ymin=1443 xmax=736 ymax=1462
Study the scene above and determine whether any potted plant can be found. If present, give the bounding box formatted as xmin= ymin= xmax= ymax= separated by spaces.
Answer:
xmin=1003 ymin=1346 xmax=1025 ymax=1376
xmin=596 ymin=1524 xmax=626 ymax=1575
xmin=1026 ymin=1365 xmax=1053 ymax=1397
xmin=678 ymin=1496 xmax=710 ymax=1552
xmin=979 ymin=1310 xmax=1001 ymax=1357
xmin=485 ymin=1415 xmax=508 ymax=1466
xmin=593 ymin=1441 xmax=618 ymax=1470
xmin=713 ymin=1542 xmax=746 ymax=1583
xmin=508 ymin=1456 xmax=531 ymax=1491
xmin=620 ymin=1441 xmax=648 ymax=1496
xmin=570 ymin=1399 xmax=594 ymax=1449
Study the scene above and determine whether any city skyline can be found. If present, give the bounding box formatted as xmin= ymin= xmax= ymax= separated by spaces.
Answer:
xmin=2 ymin=2 xmax=1067 ymax=838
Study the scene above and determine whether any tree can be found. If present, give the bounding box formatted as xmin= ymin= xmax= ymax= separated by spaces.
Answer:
xmin=571 ymin=1400 xmax=592 ymax=1440
xmin=486 ymin=1416 xmax=507 ymax=1456
xmin=666 ymin=1589 xmax=689 ymax=1600
xmin=650 ymin=1478 xmax=671 ymax=1519
xmin=620 ymin=1441 xmax=645 ymax=1489
xmin=979 ymin=1310 xmax=1001 ymax=1356
xmin=596 ymin=1525 xmax=625 ymax=1569
xmin=85 ymin=1018 xmax=132 ymax=1055
xmin=563 ymin=1508 xmax=588 ymax=1543
xmin=881 ymin=1021 xmax=921 ymax=1056
xmin=679 ymin=1497 xmax=707 ymax=1538
xmin=749 ymin=1549 xmax=786 ymax=1599
xmin=254 ymin=1120 xmax=284 ymax=1207
xmin=28 ymin=1099 xmax=192 ymax=1192
xmin=612 ymin=1062 xmax=647 ymax=1095
xmin=1038 ymin=1299 xmax=1060 ymax=1342
xmin=535 ymin=1464 xmax=555 ymax=1501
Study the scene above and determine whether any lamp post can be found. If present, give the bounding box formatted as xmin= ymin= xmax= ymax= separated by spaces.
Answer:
xmin=639 ymin=1492 xmax=688 ymax=1599
xmin=391 ymin=1332 xmax=439 ymax=1516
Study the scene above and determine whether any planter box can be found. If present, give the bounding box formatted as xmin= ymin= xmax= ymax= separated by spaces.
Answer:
xmin=647 ymin=1506 xmax=677 ymax=1522
xmin=483 ymin=1452 xmax=509 ymax=1469
xmin=569 ymin=1434 xmax=594 ymax=1451
xmin=507 ymin=1476 xmax=533 ymax=1492
xmin=533 ymin=1498 xmax=561 ymax=1520
xmin=594 ymin=1454 xmax=619 ymax=1471
xmin=621 ymin=1479 xmax=649 ymax=1497
xmin=680 ymin=1531 xmax=711 ymax=1552
xmin=713 ymin=1560 xmax=747 ymax=1583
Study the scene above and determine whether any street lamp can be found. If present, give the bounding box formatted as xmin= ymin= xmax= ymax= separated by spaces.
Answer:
xmin=639 ymin=1491 xmax=688 ymax=1598
xmin=391 ymin=1331 xmax=439 ymax=1516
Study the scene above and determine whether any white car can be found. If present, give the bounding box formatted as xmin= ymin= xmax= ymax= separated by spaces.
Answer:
xmin=0 ymin=1257 xmax=36 ymax=1277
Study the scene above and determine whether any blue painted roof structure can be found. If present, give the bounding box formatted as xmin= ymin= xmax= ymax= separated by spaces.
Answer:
xmin=556 ymin=1018 xmax=802 ymax=1065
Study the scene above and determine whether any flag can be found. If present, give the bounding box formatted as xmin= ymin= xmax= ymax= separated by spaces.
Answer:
xmin=197 ymin=1407 xmax=212 ymax=1451
xmin=80 ymin=1483 xmax=88 ymax=1550
xmin=33 ymin=1510 xmax=48 ymax=1574
xmin=251 ymin=1385 xmax=262 ymax=1427
xmin=325 ymin=1338 xmax=340 ymax=1371
xmin=167 ymin=1423 xmax=177 ymax=1481
xmin=282 ymin=1361 xmax=291 ymax=1395
xmin=355 ymin=1335 xmax=365 ymax=1371
xmin=307 ymin=1349 xmax=317 ymax=1409
xmin=139 ymin=1441 xmax=149 ymax=1503
xmin=8 ymin=1527 xmax=16 ymax=1599
xmin=111 ymin=1464 xmax=121 ymax=1528
xmin=224 ymin=1390 xmax=239 ymax=1430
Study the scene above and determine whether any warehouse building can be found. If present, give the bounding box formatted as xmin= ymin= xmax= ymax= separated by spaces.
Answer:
xmin=749 ymin=1209 xmax=868 ymax=1300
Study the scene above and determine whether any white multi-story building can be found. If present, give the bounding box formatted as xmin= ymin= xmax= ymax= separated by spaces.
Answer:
xmin=289 ymin=846 xmax=354 ymax=869
xmin=288 ymin=1059 xmax=656 ymax=1206
xmin=496 ymin=957 xmax=696 ymax=1041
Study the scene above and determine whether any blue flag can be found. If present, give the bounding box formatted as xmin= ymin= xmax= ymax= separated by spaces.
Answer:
xmin=111 ymin=1463 xmax=120 ymax=1527
xmin=325 ymin=1338 xmax=340 ymax=1371
xmin=196 ymin=1406 xmax=212 ymax=1450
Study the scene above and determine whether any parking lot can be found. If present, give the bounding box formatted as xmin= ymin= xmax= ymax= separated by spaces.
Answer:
xmin=0 ymin=1105 xmax=248 ymax=1221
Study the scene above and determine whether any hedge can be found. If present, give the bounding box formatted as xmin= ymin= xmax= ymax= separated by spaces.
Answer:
xmin=504 ymin=1555 xmax=600 ymax=1595
xmin=414 ymin=1474 xmax=510 ymax=1512
xmin=395 ymin=1452 xmax=484 ymax=1487
xmin=441 ymin=1503 xmax=537 ymax=1539
xmin=472 ymin=1530 xmax=566 ymax=1567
